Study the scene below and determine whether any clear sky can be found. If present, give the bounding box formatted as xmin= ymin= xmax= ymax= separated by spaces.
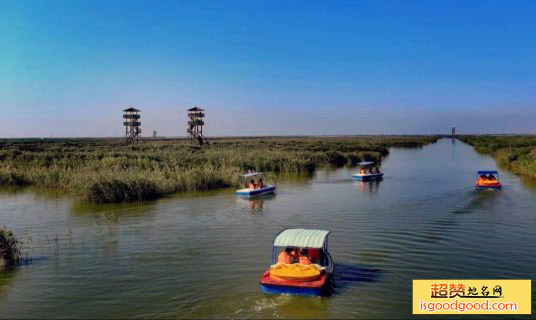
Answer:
xmin=1 ymin=0 xmax=535 ymax=137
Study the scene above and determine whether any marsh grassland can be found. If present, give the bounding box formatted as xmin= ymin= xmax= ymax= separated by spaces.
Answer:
xmin=0 ymin=136 xmax=437 ymax=203
xmin=459 ymin=135 xmax=536 ymax=179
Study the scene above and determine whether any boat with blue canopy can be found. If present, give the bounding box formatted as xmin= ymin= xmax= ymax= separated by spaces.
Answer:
xmin=475 ymin=170 xmax=502 ymax=190
xmin=259 ymin=228 xmax=334 ymax=296
xmin=236 ymin=172 xmax=276 ymax=197
xmin=353 ymin=161 xmax=384 ymax=181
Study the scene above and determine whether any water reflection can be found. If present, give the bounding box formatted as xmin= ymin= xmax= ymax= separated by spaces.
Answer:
xmin=249 ymin=199 xmax=263 ymax=210
xmin=518 ymin=175 xmax=536 ymax=191
xmin=0 ymin=269 xmax=16 ymax=297
xmin=0 ymin=185 xmax=70 ymax=200
xmin=0 ymin=185 xmax=30 ymax=195
xmin=70 ymin=200 xmax=158 ymax=218
xmin=16 ymin=256 xmax=48 ymax=267
xmin=332 ymin=262 xmax=382 ymax=294
xmin=273 ymin=172 xmax=315 ymax=189
xmin=236 ymin=194 xmax=276 ymax=212
xmin=357 ymin=180 xmax=382 ymax=193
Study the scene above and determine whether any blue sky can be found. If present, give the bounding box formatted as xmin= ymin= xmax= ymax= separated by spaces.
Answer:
xmin=1 ymin=0 xmax=535 ymax=137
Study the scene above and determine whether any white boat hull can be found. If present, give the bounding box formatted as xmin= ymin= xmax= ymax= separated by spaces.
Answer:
xmin=353 ymin=173 xmax=384 ymax=181
xmin=236 ymin=185 xmax=276 ymax=197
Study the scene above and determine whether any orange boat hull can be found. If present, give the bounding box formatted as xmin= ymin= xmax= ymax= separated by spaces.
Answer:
xmin=475 ymin=180 xmax=502 ymax=190
xmin=259 ymin=270 xmax=330 ymax=295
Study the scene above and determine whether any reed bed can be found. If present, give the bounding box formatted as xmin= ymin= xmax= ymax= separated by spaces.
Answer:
xmin=459 ymin=135 xmax=536 ymax=179
xmin=0 ymin=136 xmax=437 ymax=203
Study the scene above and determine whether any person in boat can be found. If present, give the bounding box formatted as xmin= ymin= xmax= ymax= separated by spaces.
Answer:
xmin=298 ymin=248 xmax=312 ymax=265
xmin=359 ymin=168 xmax=364 ymax=174
xmin=258 ymin=178 xmax=264 ymax=189
xmin=290 ymin=248 xmax=300 ymax=261
xmin=487 ymin=174 xmax=496 ymax=181
xmin=479 ymin=175 xmax=487 ymax=181
xmin=249 ymin=179 xmax=257 ymax=190
xmin=374 ymin=167 xmax=380 ymax=174
xmin=307 ymin=248 xmax=322 ymax=264
xmin=278 ymin=247 xmax=296 ymax=264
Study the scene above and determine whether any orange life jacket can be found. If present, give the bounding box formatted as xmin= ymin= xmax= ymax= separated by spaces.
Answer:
xmin=278 ymin=251 xmax=294 ymax=264
xmin=299 ymin=255 xmax=312 ymax=265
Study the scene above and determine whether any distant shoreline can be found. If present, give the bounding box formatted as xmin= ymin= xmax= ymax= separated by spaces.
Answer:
xmin=1 ymin=133 xmax=534 ymax=141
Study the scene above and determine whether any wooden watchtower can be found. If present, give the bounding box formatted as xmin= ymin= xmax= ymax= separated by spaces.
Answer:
xmin=187 ymin=106 xmax=208 ymax=145
xmin=123 ymin=107 xmax=141 ymax=143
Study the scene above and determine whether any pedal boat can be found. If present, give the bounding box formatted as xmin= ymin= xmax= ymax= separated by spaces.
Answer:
xmin=353 ymin=161 xmax=384 ymax=181
xmin=260 ymin=228 xmax=333 ymax=296
xmin=475 ymin=170 xmax=502 ymax=190
xmin=236 ymin=172 xmax=276 ymax=197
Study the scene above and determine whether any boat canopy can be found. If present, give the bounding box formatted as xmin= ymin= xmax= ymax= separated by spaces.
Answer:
xmin=477 ymin=170 xmax=499 ymax=175
xmin=242 ymin=172 xmax=263 ymax=178
xmin=273 ymin=229 xmax=330 ymax=249
xmin=357 ymin=161 xmax=375 ymax=166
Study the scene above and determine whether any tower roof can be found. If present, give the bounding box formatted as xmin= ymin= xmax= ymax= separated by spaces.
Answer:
xmin=187 ymin=106 xmax=205 ymax=112
xmin=123 ymin=107 xmax=140 ymax=112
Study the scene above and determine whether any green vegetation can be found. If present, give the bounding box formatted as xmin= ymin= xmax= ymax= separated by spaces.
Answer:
xmin=0 ymin=226 xmax=21 ymax=271
xmin=0 ymin=136 xmax=437 ymax=203
xmin=459 ymin=135 xmax=536 ymax=179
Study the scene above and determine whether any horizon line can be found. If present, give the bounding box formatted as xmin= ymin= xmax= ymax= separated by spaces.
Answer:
xmin=1 ymin=133 xmax=534 ymax=140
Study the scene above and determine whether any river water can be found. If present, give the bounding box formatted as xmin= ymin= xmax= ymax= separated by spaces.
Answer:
xmin=0 ymin=139 xmax=535 ymax=319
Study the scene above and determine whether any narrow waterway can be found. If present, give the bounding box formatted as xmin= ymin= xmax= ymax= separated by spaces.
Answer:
xmin=0 ymin=139 xmax=534 ymax=319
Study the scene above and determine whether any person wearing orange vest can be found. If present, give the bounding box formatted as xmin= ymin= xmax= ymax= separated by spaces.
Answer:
xmin=298 ymin=248 xmax=312 ymax=265
xmin=308 ymin=248 xmax=322 ymax=264
xmin=278 ymin=248 xmax=296 ymax=264
xmin=291 ymin=248 xmax=300 ymax=261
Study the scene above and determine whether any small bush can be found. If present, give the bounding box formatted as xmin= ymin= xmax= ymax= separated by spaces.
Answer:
xmin=0 ymin=226 xmax=21 ymax=271
xmin=87 ymin=178 xmax=162 ymax=203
